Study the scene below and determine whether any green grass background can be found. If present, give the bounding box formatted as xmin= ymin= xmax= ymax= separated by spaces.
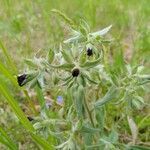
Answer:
xmin=0 ymin=0 xmax=149 ymax=63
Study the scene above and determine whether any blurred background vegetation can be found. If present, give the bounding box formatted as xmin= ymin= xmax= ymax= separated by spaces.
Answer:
xmin=0 ymin=0 xmax=149 ymax=149
xmin=0 ymin=0 xmax=150 ymax=64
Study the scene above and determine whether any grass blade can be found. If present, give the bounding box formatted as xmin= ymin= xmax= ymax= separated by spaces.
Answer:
xmin=31 ymin=133 xmax=54 ymax=150
xmin=0 ymin=61 xmax=18 ymax=86
xmin=0 ymin=79 xmax=34 ymax=132
xmin=0 ymin=40 xmax=17 ymax=74
xmin=0 ymin=127 xmax=18 ymax=150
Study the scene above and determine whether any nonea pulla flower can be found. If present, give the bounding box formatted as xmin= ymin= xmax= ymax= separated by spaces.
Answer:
xmin=87 ymin=48 xmax=93 ymax=56
xmin=17 ymin=74 xmax=27 ymax=86
xmin=72 ymin=68 xmax=80 ymax=77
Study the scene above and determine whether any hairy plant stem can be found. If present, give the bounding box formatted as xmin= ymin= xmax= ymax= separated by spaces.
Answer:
xmin=23 ymin=90 xmax=38 ymax=115
xmin=84 ymin=95 xmax=95 ymax=127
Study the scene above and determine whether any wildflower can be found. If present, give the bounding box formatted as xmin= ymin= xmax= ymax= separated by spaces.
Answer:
xmin=57 ymin=96 xmax=63 ymax=105
xmin=72 ymin=68 xmax=80 ymax=77
xmin=17 ymin=74 xmax=27 ymax=86
xmin=87 ymin=48 xmax=93 ymax=56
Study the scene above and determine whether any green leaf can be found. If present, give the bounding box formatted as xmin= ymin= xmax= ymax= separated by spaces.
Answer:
xmin=78 ymin=75 xmax=86 ymax=87
xmin=81 ymin=123 xmax=100 ymax=133
xmin=62 ymin=76 xmax=73 ymax=86
xmin=108 ymin=129 xmax=118 ymax=143
xmin=55 ymin=140 xmax=69 ymax=149
xmin=137 ymin=75 xmax=150 ymax=85
xmin=29 ymin=78 xmax=38 ymax=88
xmin=37 ymin=73 xmax=45 ymax=88
xmin=95 ymin=107 xmax=105 ymax=133
xmin=95 ymin=85 xmax=118 ymax=108
xmin=73 ymin=85 xmax=84 ymax=118
xmin=80 ymin=19 xmax=90 ymax=33
xmin=50 ymin=63 xmax=74 ymax=71
xmin=79 ymin=24 xmax=88 ymax=36
xmin=80 ymin=56 xmax=102 ymax=69
xmin=47 ymin=49 xmax=55 ymax=64
xmin=64 ymin=35 xmax=82 ymax=44
xmin=35 ymin=85 xmax=46 ymax=109
xmin=90 ymin=25 xmax=112 ymax=37
xmin=61 ymin=50 xmax=72 ymax=63
xmin=79 ymin=50 xmax=86 ymax=64
xmin=67 ymin=78 xmax=75 ymax=88
xmin=131 ymin=97 xmax=144 ymax=110
xmin=82 ymin=73 xmax=98 ymax=84
xmin=83 ymin=133 xmax=93 ymax=147
xmin=24 ymin=59 xmax=38 ymax=68
xmin=27 ymin=72 xmax=38 ymax=80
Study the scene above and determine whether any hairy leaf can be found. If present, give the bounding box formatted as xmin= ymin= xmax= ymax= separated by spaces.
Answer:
xmin=80 ymin=56 xmax=102 ymax=69
xmin=61 ymin=49 xmax=72 ymax=63
xmin=90 ymin=25 xmax=112 ymax=37
xmin=47 ymin=49 xmax=55 ymax=64
xmin=95 ymin=85 xmax=118 ymax=108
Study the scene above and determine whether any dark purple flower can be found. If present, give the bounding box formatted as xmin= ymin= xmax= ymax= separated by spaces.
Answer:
xmin=17 ymin=74 xmax=27 ymax=86
xmin=87 ymin=48 xmax=93 ymax=56
xmin=72 ymin=68 xmax=80 ymax=77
